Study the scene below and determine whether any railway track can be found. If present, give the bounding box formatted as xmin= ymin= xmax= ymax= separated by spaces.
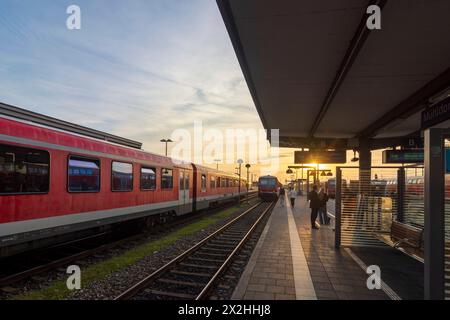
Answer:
xmin=0 ymin=192 xmax=259 ymax=291
xmin=114 ymin=200 xmax=275 ymax=300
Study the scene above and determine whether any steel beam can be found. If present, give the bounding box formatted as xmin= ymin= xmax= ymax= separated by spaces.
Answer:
xmin=335 ymin=167 xmax=342 ymax=248
xmin=424 ymin=128 xmax=445 ymax=300
xmin=396 ymin=167 xmax=405 ymax=222
xmin=309 ymin=0 xmax=388 ymax=137
xmin=358 ymin=68 xmax=450 ymax=138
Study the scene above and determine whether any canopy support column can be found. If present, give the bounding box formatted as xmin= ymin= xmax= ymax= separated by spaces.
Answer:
xmin=424 ymin=128 xmax=445 ymax=300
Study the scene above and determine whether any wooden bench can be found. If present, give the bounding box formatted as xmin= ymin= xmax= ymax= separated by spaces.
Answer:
xmin=375 ymin=220 xmax=424 ymax=262
xmin=391 ymin=221 xmax=423 ymax=249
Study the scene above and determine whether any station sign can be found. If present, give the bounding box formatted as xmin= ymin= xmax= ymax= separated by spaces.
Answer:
xmin=294 ymin=150 xmax=346 ymax=164
xmin=382 ymin=149 xmax=424 ymax=164
xmin=422 ymin=96 xmax=450 ymax=129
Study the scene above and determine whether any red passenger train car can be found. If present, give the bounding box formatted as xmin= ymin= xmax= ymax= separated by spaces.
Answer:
xmin=385 ymin=176 xmax=450 ymax=198
xmin=0 ymin=104 xmax=246 ymax=257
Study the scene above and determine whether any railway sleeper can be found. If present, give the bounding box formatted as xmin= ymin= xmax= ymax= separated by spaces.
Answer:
xmin=179 ymin=262 xmax=218 ymax=270
xmin=157 ymin=278 xmax=206 ymax=288
xmin=142 ymin=289 xmax=196 ymax=300
xmin=201 ymin=246 xmax=232 ymax=253
xmin=195 ymin=251 xmax=227 ymax=258
xmin=170 ymin=269 xmax=212 ymax=278
xmin=187 ymin=256 xmax=223 ymax=263
xmin=207 ymin=241 xmax=236 ymax=247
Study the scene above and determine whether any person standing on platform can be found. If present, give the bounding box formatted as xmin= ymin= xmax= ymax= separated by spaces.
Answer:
xmin=308 ymin=185 xmax=321 ymax=229
xmin=318 ymin=187 xmax=330 ymax=225
xmin=288 ymin=186 xmax=296 ymax=208
xmin=279 ymin=186 xmax=285 ymax=207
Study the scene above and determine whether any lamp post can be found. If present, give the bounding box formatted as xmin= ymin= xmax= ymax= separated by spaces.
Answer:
xmin=237 ymin=159 xmax=243 ymax=202
xmin=160 ymin=139 xmax=173 ymax=157
xmin=245 ymin=164 xmax=251 ymax=189
xmin=245 ymin=164 xmax=251 ymax=204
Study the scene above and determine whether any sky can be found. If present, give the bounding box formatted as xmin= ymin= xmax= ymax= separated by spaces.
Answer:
xmin=0 ymin=0 xmax=388 ymax=183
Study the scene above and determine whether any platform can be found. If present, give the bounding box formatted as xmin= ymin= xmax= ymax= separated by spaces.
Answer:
xmin=232 ymin=194 xmax=390 ymax=300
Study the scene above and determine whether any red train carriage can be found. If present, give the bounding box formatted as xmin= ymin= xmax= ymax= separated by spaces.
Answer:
xmin=0 ymin=103 xmax=246 ymax=257
xmin=258 ymin=175 xmax=280 ymax=201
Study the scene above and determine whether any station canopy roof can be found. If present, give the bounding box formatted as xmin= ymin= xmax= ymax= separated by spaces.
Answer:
xmin=217 ymin=0 xmax=450 ymax=149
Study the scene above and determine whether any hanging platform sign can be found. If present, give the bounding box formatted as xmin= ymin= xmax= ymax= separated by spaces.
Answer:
xmin=294 ymin=150 xmax=346 ymax=164
xmin=382 ymin=149 xmax=424 ymax=164
xmin=421 ymin=96 xmax=450 ymax=129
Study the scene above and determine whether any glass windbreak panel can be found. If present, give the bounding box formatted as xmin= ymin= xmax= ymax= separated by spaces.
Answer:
xmin=339 ymin=168 xmax=398 ymax=247
xmin=162 ymin=168 xmax=173 ymax=189
xmin=112 ymin=161 xmax=133 ymax=191
xmin=0 ymin=144 xmax=50 ymax=194
xmin=140 ymin=167 xmax=156 ymax=190
xmin=68 ymin=156 xmax=100 ymax=192
xmin=404 ymin=167 xmax=424 ymax=228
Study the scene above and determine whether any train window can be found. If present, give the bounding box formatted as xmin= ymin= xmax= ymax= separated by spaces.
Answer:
xmin=140 ymin=167 xmax=156 ymax=190
xmin=0 ymin=144 xmax=49 ymax=194
xmin=112 ymin=161 xmax=133 ymax=191
xmin=68 ymin=156 xmax=100 ymax=192
xmin=201 ymin=174 xmax=207 ymax=192
xmin=220 ymin=177 xmax=226 ymax=188
xmin=259 ymin=178 xmax=276 ymax=186
xmin=185 ymin=172 xmax=190 ymax=189
xmin=161 ymin=168 xmax=173 ymax=189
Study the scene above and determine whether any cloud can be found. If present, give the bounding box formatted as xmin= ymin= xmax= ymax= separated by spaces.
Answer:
xmin=0 ymin=0 xmax=275 ymax=174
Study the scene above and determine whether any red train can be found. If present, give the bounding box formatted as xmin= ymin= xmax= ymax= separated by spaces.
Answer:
xmin=0 ymin=104 xmax=247 ymax=257
xmin=257 ymin=175 xmax=281 ymax=201
xmin=384 ymin=176 xmax=450 ymax=197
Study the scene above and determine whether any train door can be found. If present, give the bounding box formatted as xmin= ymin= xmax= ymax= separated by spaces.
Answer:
xmin=178 ymin=169 xmax=192 ymax=215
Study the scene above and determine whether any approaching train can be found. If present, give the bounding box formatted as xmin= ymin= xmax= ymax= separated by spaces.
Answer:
xmin=0 ymin=103 xmax=247 ymax=257
xmin=257 ymin=175 xmax=281 ymax=201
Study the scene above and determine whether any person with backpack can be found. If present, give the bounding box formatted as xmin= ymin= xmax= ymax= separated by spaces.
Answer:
xmin=308 ymin=185 xmax=321 ymax=229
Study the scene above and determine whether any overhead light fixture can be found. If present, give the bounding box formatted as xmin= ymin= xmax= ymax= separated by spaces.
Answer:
xmin=286 ymin=168 xmax=293 ymax=174
xmin=429 ymin=87 xmax=450 ymax=104
xmin=320 ymin=171 xmax=327 ymax=176
xmin=327 ymin=172 xmax=333 ymax=176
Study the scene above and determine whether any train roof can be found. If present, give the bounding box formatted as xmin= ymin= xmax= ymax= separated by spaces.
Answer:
xmin=259 ymin=175 xmax=278 ymax=179
xmin=0 ymin=102 xmax=242 ymax=176
xmin=0 ymin=102 xmax=143 ymax=149
xmin=193 ymin=163 xmax=247 ymax=180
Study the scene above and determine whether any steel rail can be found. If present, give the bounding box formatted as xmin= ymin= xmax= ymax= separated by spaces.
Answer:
xmin=195 ymin=201 xmax=275 ymax=299
xmin=114 ymin=201 xmax=266 ymax=300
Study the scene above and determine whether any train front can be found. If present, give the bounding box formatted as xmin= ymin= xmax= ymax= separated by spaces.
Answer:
xmin=257 ymin=176 xmax=279 ymax=201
